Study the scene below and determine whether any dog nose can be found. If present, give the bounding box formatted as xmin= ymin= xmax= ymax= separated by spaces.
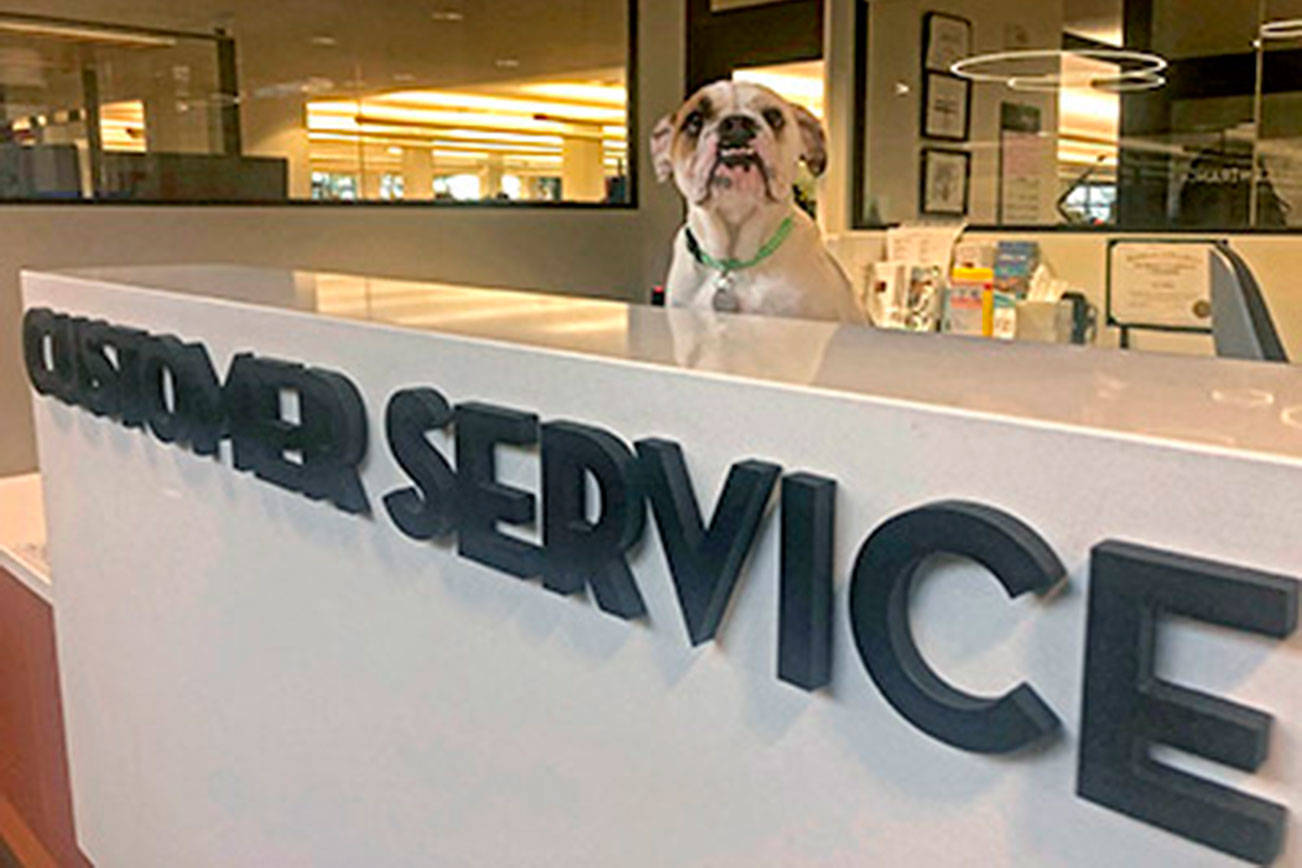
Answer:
xmin=718 ymin=114 xmax=758 ymax=146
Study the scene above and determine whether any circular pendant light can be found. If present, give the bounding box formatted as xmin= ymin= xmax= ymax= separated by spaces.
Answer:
xmin=1261 ymin=19 xmax=1302 ymax=40
xmin=950 ymin=48 xmax=1167 ymax=92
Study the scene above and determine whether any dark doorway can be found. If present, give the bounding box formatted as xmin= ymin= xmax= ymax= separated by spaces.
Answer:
xmin=686 ymin=0 xmax=823 ymax=94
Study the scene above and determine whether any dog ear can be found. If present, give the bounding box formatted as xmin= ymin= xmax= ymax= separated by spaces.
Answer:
xmin=651 ymin=112 xmax=676 ymax=183
xmin=792 ymin=105 xmax=828 ymax=177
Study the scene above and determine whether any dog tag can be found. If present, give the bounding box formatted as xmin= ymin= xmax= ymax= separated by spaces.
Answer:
xmin=712 ymin=273 xmax=740 ymax=313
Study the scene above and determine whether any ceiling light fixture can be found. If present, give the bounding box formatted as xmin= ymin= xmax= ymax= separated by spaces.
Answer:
xmin=431 ymin=10 xmax=465 ymax=22
xmin=950 ymin=48 xmax=1167 ymax=92
xmin=1261 ymin=19 xmax=1302 ymax=40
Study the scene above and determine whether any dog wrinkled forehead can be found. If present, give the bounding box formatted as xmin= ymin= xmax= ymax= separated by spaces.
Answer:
xmin=682 ymin=81 xmax=785 ymax=124
xmin=725 ymin=81 xmax=789 ymax=114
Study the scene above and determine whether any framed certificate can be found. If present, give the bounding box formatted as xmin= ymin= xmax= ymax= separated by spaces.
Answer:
xmin=922 ymin=72 xmax=970 ymax=141
xmin=1107 ymin=239 xmax=1216 ymax=332
xmin=923 ymin=12 xmax=972 ymax=72
xmin=920 ymin=147 xmax=970 ymax=216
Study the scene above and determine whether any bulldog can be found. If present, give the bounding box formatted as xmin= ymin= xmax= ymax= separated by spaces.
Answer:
xmin=652 ymin=81 xmax=865 ymax=323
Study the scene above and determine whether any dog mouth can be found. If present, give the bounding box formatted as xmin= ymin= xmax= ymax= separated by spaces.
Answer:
xmin=717 ymin=143 xmax=760 ymax=168
xmin=709 ymin=144 xmax=769 ymax=188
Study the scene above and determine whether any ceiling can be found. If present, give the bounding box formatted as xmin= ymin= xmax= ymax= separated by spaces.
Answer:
xmin=0 ymin=0 xmax=629 ymax=97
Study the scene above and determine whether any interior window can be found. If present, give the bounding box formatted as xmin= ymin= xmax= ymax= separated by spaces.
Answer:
xmin=854 ymin=0 xmax=1302 ymax=230
xmin=0 ymin=1 xmax=633 ymax=205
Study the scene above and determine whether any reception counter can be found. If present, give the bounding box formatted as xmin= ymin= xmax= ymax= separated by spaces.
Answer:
xmin=0 ymin=473 xmax=85 ymax=866
xmin=0 ymin=474 xmax=48 ymax=604
xmin=21 ymin=265 xmax=1302 ymax=866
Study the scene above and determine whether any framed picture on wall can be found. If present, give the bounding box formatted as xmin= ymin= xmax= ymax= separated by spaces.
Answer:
xmin=923 ymin=12 xmax=972 ymax=72
xmin=920 ymin=147 xmax=970 ymax=216
xmin=921 ymin=72 xmax=971 ymax=141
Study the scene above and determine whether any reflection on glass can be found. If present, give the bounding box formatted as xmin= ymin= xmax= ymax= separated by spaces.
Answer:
xmin=304 ymin=75 xmax=629 ymax=203
xmin=98 ymin=100 xmax=145 ymax=152
xmin=0 ymin=12 xmax=235 ymax=200
xmin=0 ymin=1 xmax=631 ymax=205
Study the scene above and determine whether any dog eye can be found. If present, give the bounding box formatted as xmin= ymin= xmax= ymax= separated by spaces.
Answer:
xmin=682 ymin=111 xmax=704 ymax=136
xmin=762 ymin=108 xmax=786 ymax=131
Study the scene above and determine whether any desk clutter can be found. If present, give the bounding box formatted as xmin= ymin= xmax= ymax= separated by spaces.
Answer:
xmin=866 ymin=226 xmax=1095 ymax=345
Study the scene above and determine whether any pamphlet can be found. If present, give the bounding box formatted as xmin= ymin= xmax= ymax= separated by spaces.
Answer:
xmin=886 ymin=223 xmax=965 ymax=274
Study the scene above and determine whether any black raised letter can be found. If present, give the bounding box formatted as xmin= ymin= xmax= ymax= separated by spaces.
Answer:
xmin=1077 ymin=541 xmax=1298 ymax=864
xmin=137 ymin=336 xmax=225 ymax=454
xmin=383 ymin=387 xmax=458 ymax=541
xmin=22 ymin=308 xmax=75 ymax=400
xmin=456 ymin=402 xmax=543 ymax=578
xmin=76 ymin=320 xmax=122 ymax=418
xmin=225 ymin=354 xmax=370 ymax=514
xmin=541 ymin=421 xmax=647 ymax=620
xmin=849 ymin=500 xmax=1064 ymax=754
xmin=106 ymin=326 xmax=150 ymax=430
xmin=635 ymin=438 xmax=781 ymax=645
xmin=779 ymin=473 xmax=835 ymax=691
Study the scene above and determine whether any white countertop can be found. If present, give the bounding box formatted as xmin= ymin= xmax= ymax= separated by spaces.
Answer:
xmin=32 ymin=263 xmax=1302 ymax=464
xmin=0 ymin=473 xmax=50 ymax=603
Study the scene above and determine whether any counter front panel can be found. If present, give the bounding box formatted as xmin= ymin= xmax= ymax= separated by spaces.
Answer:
xmin=21 ymin=266 xmax=1302 ymax=867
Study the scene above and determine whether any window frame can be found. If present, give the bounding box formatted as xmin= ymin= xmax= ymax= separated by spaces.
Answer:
xmin=0 ymin=0 xmax=640 ymax=210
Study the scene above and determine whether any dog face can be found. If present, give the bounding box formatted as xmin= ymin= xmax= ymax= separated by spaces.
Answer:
xmin=651 ymin=81 xmax=827 ymax=209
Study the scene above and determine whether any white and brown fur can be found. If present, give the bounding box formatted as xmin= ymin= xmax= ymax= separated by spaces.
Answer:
xmin=652 ymin=81 xmax=864 ymax=323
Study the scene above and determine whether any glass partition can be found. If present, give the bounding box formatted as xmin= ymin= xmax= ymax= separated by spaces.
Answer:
xmin=0 ymin=1 xmax=633 ymax=205
xmin=1257 ymin=0 xmax=1302 ymax=228
xmin=854 ymin=0 xmax=1302 ymax=230
xmin=0 ymin=14 xmax=236 ymax=200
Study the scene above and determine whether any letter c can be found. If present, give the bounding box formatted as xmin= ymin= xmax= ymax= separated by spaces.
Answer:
xmin=22 ymin=307 xmax=69 ymax=398
xmin=848 ymin=500 xmax=1065 ymax=754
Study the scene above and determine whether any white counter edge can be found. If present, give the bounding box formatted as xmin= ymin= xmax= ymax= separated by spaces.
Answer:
xmin=24 ymin=267 xmax=1302 ymax=474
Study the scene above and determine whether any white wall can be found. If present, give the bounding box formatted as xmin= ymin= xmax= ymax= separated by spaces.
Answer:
xmin=0 ymin=0 xmax=685 ymax=478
